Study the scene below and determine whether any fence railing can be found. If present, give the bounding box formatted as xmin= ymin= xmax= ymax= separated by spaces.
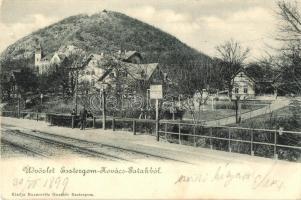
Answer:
xmin=1 ymin=110 xmax=300 ymax=161
xmin=158 ymin=121 xmax=301 ymax=160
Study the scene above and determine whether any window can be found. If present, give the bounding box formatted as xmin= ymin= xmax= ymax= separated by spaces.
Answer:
xmin=235 ymin=88 xmax=239 ymax=93
xmin=244 ymin=87 xmax=248 ymax=94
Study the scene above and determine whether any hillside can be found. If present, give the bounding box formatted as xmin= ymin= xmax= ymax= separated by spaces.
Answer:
xmin=0 ymin=10 xmax=211 ymax=93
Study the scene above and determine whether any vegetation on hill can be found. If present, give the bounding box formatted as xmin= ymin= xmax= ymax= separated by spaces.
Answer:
xmin=0 ymin=10 xmax=211 ymax=95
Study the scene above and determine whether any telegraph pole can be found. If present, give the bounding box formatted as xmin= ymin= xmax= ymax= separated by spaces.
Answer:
xmin=74 ymin=70 xmax=78 ymax=114
xmin=101 ymin=88 xmax=106 ymax=130
xmin=17 ymin=93 xmax=20 ymax=118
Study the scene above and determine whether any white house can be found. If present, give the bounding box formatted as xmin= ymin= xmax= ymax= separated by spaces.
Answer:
xmin=78 ymin=53 xmax=105 ymax=87
xmin=231 ymin=69 xmax=255 ymax=99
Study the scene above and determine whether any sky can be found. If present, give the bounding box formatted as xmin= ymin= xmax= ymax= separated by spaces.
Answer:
xmin=0 ymin=0 xmax=284 ymax=60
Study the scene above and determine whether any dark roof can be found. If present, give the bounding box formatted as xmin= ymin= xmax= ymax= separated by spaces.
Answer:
xmin=231 ymin=68 xmax=256 ymax=82
xmin=98 ymin=61 xmax=159 ymax=82
xmin=120 ymin=51 xmax=142 ymax=61
xmin=123 ymin=62 xmax=158 ymax=81
xmin=232 ymin=67 xmax=281 ymax=83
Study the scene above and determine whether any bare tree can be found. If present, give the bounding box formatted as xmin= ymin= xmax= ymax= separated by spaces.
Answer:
xmin=276 ymin=1 xmax=301 ymax=94
xmin=215 ymin=39 xmax=250 ymax=95
xmin=216 ymin=39 xmax=250 ymax=65
xmin=277 ymin=1 xmax=301 ymax=41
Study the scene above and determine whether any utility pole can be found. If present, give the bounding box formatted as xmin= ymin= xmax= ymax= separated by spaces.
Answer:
xmin=40 ymin=93 xmax=43 ymax=106
xmin=17 ymin=93 xmax=20 ymax=118
xmin=101 ymin=88 xmax=106 ymax=130
xmin=172 ymin=98 xmax=175 ymax=120
xmin=74 ymin=70 xmax=78 ymax=114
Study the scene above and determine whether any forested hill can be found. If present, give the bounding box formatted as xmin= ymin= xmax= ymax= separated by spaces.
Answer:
xmin=0 ymin=10 xmax=212 ymax=93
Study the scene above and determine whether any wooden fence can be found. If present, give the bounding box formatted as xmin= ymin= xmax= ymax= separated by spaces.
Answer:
xmin=1 ymin=110 xmax=300 ymax=161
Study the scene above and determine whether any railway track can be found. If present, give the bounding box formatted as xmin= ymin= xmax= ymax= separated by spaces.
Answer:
xmin=1 ymin=129 xmax=128 ymax=161
xmin=1 ymin=126 xmax=188 ymax=163
xmin=1 ymin=138 xmax=48 ymax=158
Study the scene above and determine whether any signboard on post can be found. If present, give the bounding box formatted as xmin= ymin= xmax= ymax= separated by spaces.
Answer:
xmin=150 ymin=85 xmax=163 ymax=99
xmin=150 ymin=84 xmax=163 ymax=141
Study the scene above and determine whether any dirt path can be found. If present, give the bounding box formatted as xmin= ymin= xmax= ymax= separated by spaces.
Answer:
xmin=206 ymin=98 xmax=290 ymax=126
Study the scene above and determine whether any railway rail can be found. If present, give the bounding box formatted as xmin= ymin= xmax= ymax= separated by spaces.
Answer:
xmin=1 ymin=138 xmax=48 ymax=158
xmin=1 ymin=126 xmax=187 ymax=163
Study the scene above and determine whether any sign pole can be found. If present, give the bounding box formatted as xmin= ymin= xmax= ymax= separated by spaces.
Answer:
xmin=156 ymin=98 xmax=159 ymax=141
xmin=149 ymin=85 xmax=163 ymax=142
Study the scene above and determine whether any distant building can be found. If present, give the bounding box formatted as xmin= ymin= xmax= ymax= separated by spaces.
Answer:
xmin=231 ymin=68 xmax=282 ymax=100
xmin=34 ymin=44 xmax=49 ymax=75
xmin=34 ymin=44 xmax=83 ymax=75
xmin=34 ymin=45 xmax=57 ymax=75
xmin=231 ymin=69 xmax=256 ymax=99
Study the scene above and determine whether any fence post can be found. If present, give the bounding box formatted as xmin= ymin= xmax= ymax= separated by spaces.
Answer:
xmin=93 ymin=116 xmax=96 ymax=128
xmin=251 ymin=130 xmax=254 ymax=156
xmin=112 ymin=118 xmax=115 ymax=131
xmin=164 ymin=123 xmax=167 ymax=140
xmin=274 ymin=130 xmax=278 ymax=159
xmin=22 ymin=112 xmax=25 ymax=119
xmin=228 ymin=128 xmax=231 ymax=152
xmin=133 ymin=120 xmax=136 ymax=135
xmin=36 ymin=113 xmax=39 ymax=121
xmin=210 ymin=127 xmax=213 ymax=149
xmin=193 ymin=125 xmax=196 ymax=147
xmin=71 ymin=116 xmax=75 ymax=128
xmin=178 ymin=123 xmax=181 ymax=145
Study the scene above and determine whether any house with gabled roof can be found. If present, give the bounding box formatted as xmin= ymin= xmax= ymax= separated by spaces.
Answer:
xmin=78 ymin=53 xmax=106 ymax=87
xmin=231 ymin=68 xmax=256 ymax=99
xmin=231 ymin=67 xmax=281 ymax=100
xmin=97 ymin=61 xmax=164 ymax=91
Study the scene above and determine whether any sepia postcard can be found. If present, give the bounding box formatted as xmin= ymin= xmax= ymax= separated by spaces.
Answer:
xmin=0 ymin=0 xmax=301 ymax=199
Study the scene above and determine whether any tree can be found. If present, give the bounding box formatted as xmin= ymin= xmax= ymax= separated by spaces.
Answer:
xmin=276 ymin=1 xmax=301 ymax=94
xmin=215 ymin=39 xmax=250 ymax=95
xmin=277 ymin=1 xmax=301 ymax=41
xmin=14 ymin=68 xmax=38 ymax=107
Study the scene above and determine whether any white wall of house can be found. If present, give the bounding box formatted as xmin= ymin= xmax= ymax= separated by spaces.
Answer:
xmin=231 ymin=71 xmax=255 ymax=99
xmin=78 ymin=54 xmax=105 ymax=87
